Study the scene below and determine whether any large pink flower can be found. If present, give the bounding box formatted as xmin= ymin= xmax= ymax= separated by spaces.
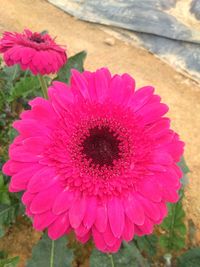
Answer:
xmin=0 ymin=29 xmax=67 ymax=75
xmin=3 ymin=68 xmax=184 ymax=253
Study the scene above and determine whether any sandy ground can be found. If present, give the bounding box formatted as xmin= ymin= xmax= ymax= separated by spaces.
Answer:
xmin=0 ymin=0 xmax=200 ymax=265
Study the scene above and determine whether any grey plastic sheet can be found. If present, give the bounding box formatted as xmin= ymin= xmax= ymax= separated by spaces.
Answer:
xmin=48 ymin=0 xmax=200 ymax=81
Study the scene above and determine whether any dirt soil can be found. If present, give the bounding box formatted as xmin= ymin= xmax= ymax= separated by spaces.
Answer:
xmin=0 ymin=0 xmax=200 ymax=266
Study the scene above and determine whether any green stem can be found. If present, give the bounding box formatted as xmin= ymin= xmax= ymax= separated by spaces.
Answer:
xmin=50 ymin=240 xmax=55 ymax=267
xmin=108 ymin=254 xmax=115 ymax=267
xmin=38 ymin=75 xmax=48 ymax=99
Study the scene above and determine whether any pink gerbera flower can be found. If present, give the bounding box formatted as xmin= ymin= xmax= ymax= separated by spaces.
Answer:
xmin=0 ymin=29 xmax=67 ymax=75
xmin=3 ymin=68 xmax=184 ymax=253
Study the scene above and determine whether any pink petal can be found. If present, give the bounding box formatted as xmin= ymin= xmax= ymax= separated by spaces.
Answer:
xmin=103 ymin=223 xmax=118 ymax=246
xmin=137 ymin=103 xmax=169 ymax=124
xmin=76 ymin=231 xmax=91 ymax=244
xmin=13 ymin=119 xmax=50 ymax=138
xmin=109 ymin=73 xmax=134 ymax=106
xmin=157 ymin=202 xmax=168 ymax=223
xmin=48 ymin=81 xmax=74 ymax=108
xmin=122 ymin=216 xmax=135 ymax=242
xmin=33 ymin=210 xmax=57 ymax=231
xmin=136 ymin=194 xmax=161 ymax=222
xmin=82 ymin=71 xmax=97 ymax=101
xmin=107 ymin=238 xmax=122 ymax=253
xmin=92 ymin=227 xmax=107 ymax=252
xmin=9 ymin=164 xmax=42 ymax=192
xmin=30 ymin=184 xmax=62 ymax=214
xmin=128 ymin=86 xmax=154 ymax=111
xmin=22 ymin=191 xmax=36 ymax=206
xmin=108 ymin=75 xmax=124 ymax=105
xmin=9 ymin=146 xmax=39 ymax=162
xmin=135 ymin=217 xmax=154 ymax=236
xmin=95 ymin=205 xmax=108 ymax=233
xmin=69 ymin=196 xmax=86 ymax=228
xmin=75 ymin=223 xmax=90 ymax=237
xmin=145 ymin=118 xmax=170 ymax=137
xmin=155 ymin=131 xmax=174 ymax=147
xmin=137 ymin=178 xmax=162 ymax=202
xmin=122 ymin=73 xmax=135 ymax=94
xmin=48 ymin=213 xmax=70 ymax=240
xmin=162 ymin=188 xmax=179 ymax=203
xmin=26 ymin=97 xmax=58 ymax=127
xmin=2 ymin=160 xmax=14 ymax=176
xmin=3 ymin=161 xmax=34 ymax=175
xmin=164 ymin=134 xmax=184 ymax=162
xmin=21 ymin=136 xmax=49 ymax=154
xmin=27 ymin=167 xmax=58 ymax=193
xmin=53 ymin=190 xmax=75 ymax=215
xmin=108 ymin=197 xmax=124 ymax=238
xmin=71 ymin=69 xmax=90 ymax=99
xmin=94 ymin=68 xmax=111 ymax=102
xmin=20 ymin=47 xmax=34 ymax=65
xmin=124 ymin=194 xmax=145 ymax=225
xmin=83 ymin=196 xmax=97 ymax=229
xmin=151 ymin=151 xmax=173 ymax=165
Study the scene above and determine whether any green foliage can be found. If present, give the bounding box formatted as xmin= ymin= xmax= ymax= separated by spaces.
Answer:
xmin=159 ymin=190 xmax=186 ymax=251
xmin=160 ymin=199 xmax=186 ymax=252
xmin=0 ymin=175 xmax=23 ymax=238
xmin=90 ymin=242 xmax=149 ymax=267
xmin=0 ymin=188 xmax=22 ymax=238
xmin=0 ymin=175 xmax=10 ymax=205
xmin=0 ymin=226 xmax=4 ymax=238
xmin=0 ymin=256 xmax=19 ymax=267
xmin=0 ymin=64 xmax=23 ymax=84
xmin=26 ymin=233 xmax=74 ymax=267
xmin=0 ymin=62 xmax=42 ymax=241
xmin=0 ymin=64 xmax=24 ymax=112
xmin=8 ymin=76 xmax=40 ymax=102
xmin=0 ymin=203 xmax=20 ymax=227
xmin=56 ymin=51 xmax=87 ymax=83
xmin=178 ymin=157 xmax=190 ymax=175
xmin=0 ymin=250 xmax=19 ymax=267
xmin=134 ymin=234 xmax=158 ymax=257
xmin=177 ymin=248 xmax=200 ymax=267
xmin=158 ymin=156 xmax=189 ymax=252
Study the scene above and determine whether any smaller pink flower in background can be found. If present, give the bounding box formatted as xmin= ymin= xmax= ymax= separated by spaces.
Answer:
xmin=3 ymin=68 xmax=184 ymax=253
xmin=0 ymin=29 xmax=67 ymax=75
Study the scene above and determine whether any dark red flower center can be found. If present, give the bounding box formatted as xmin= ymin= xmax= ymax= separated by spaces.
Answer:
xmin=29 ymin=34 xmax=45 ymax=44
xmin=82 ymin=126 xmax=121 ymax=167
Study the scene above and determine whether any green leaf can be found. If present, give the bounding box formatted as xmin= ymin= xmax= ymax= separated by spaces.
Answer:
xmin=178 ymin=157 xmax=190 ymax=174
xmin=9 ymin=76 xmax=40 ymax=102
xmin=0 ymin=194 xmax=10 ymax=205
xmin=56 ymin=51 xmax=87 ymax=83
xmin=159 ymin=236 xmax=168 ymax=248
xmin=26 ymin=233 xmax=73 ymax=267
xmin=177 ymin=248 xmax=200 ymax=267
xmin=134 ymin=234 xmax=158 ymax=257
xmin=0 ymin=256 xmax=19 ymax=267
xmin=0 ymin=203 xmax=19 ymax=226
xmin=0 ymin=176 xmax=3 ymax=187
xmin=90 ymin=242 xmax=149 ymax=267
xmin=0 ymin=65 xmax=22 ymax=83
xmin=7 ymin=129 xmax=18 ymax=143
xmin=0 ymin=176 xmax=10 ymax=205
xmin=159 ymin=196 xmax=186 ymax=251
xmin=0 ymin=225 xmax=4 ymax=238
